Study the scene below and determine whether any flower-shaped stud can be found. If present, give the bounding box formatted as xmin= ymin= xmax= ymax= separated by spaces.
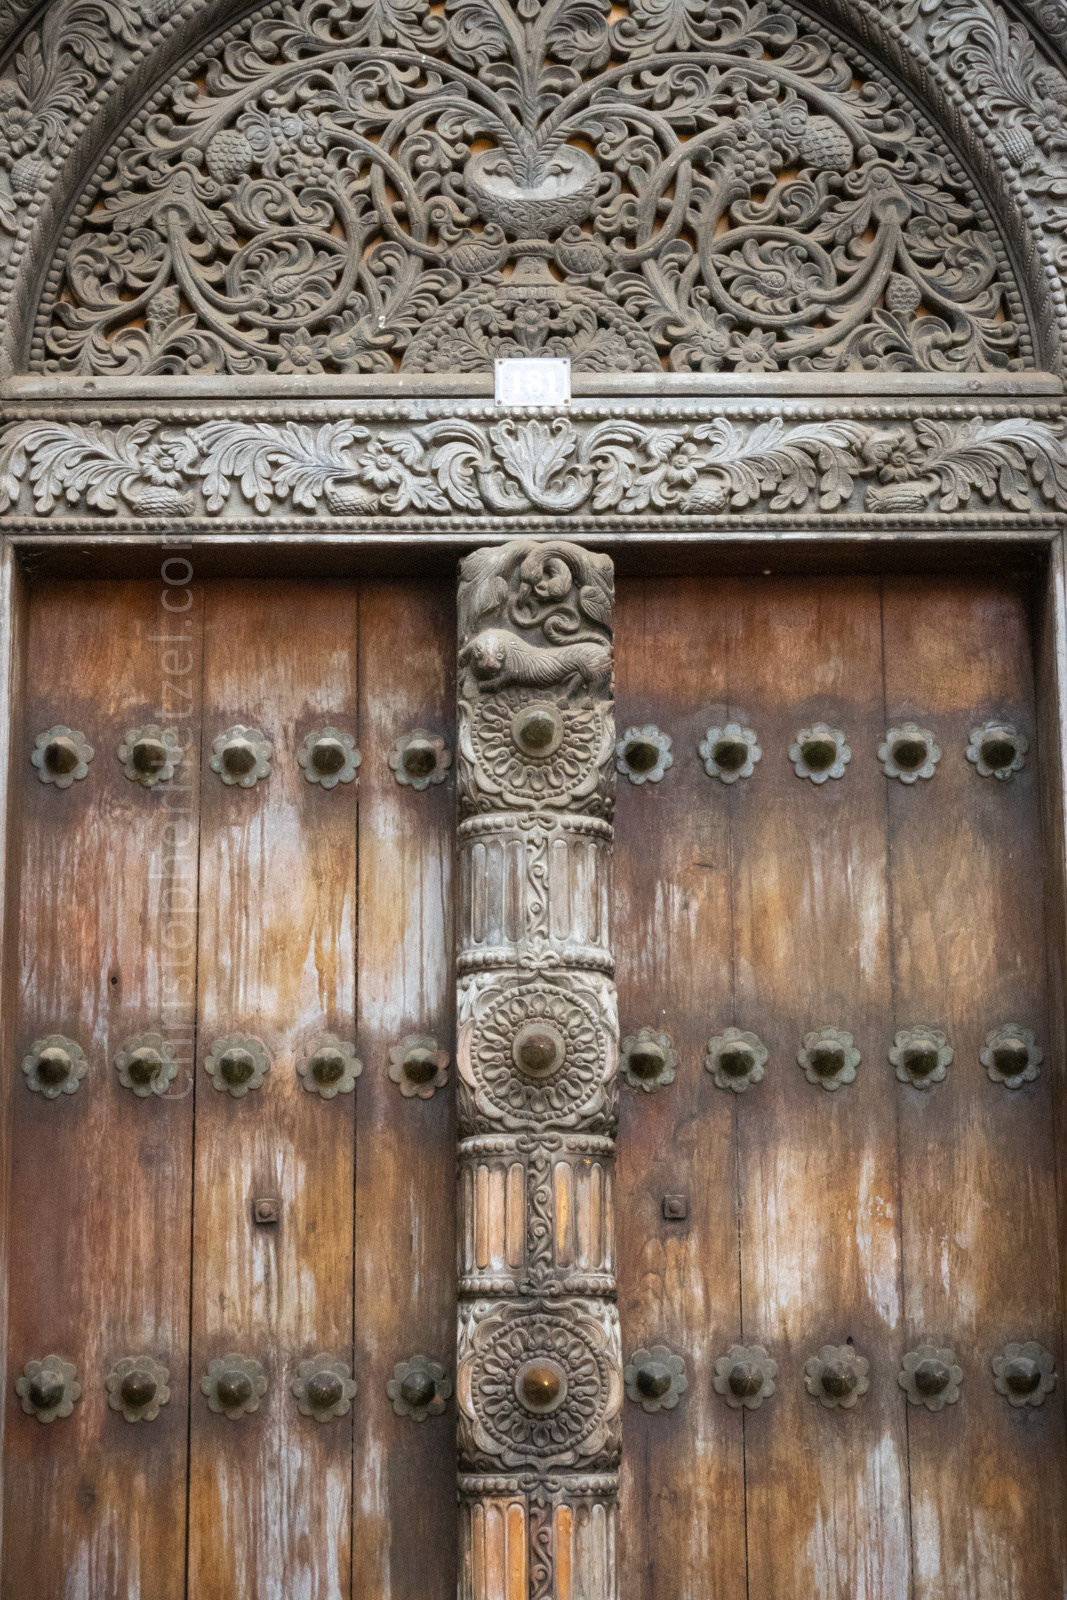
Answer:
xmin=209 ymin=725 xmax=273 ymax=787
xmin=386 ymin=1355 xmax=452 ymax=1420
xmin=705 ymin=1027 xmax=767 ymax=1093
xmin=16 ymin=1355 xmax=81 ymax=1422
xmin=292 ymin=1355 xmax=357 ymax=1422
xmin=790 ymin=723 xmax=850 ymax=783
xmin=878 ymin=723 xmax=940 ymax=784
xmin=388 ymin=1034 xmax=449 ymax=1099
xmin=624 ymin=1346 xmax=688 ymax=1413
xmin=114 ymin=1032 xmax=179 ymax=1098
xmin=616 ymin=725 xmax=673 ymax=785
xmin=966 ymin=721 xmax=1028 ymax=780
xmin=297 ymin=1035 xmax=362 ymax=1099
xmin=991 ymin=1341 xmax=1057 ymax=1408
xmin=898 ymin=1345 xmax=962 ymax=1411
xmin=105 ymin=1355 xmax=171 ymax=1423
xmin=205 ymin=1034 xmax=272 ymax=1098
xmin=388 ymin=730 xmax=451 ymax=791
xmin=22 ymin=1034 xmax=86 ymax=1099
xmin=201 ymin=1354 xmax=268 ymax=1419
xmin=699 ymin=723 xmax=761 ymax=784
xmin=981 ymin=1024 xmax=1042 ymax=1089
xmin=31 ymin=725 xmax=93 ymax=788
xmin=804 ymin=1344 xmax=870 ymax=1410
xmin=621 ymin=1028 xmax=677 ymax=1093
xmin=298 ymin=728 xmax=361 ymax=789
xmin=117 ymin=724 xmax=183 ymax=788
xmin=713 ymin=1344 xmax=776 ymax=1410
xmin=890 ymin=1026 xmax=952 ymax=1090
xmin=797 ymin=1027 xmax=860 ymax=1092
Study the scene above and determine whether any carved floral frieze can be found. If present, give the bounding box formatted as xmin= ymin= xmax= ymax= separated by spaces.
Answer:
xmin=1 ymin=409 xmax=1066 ymax=521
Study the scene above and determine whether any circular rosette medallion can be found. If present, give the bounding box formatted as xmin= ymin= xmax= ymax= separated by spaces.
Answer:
xmin=459 ymin=1303 xmax=621 ymax=1469
xmin=462 ymin=689 xmax=613 ymax=814
xmin=461 ymin=980 xmax=615 ymax=1130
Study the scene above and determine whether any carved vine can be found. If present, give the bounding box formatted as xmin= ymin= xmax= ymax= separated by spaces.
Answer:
xmin=2 ymin=411 xmax=1066 ymax=519
xmin=24 ymin=0 xmax=1027 ymax=377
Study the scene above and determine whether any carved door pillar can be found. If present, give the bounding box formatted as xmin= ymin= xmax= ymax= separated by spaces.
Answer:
xmin=455 ymin=542 xmax=620 ymax=1599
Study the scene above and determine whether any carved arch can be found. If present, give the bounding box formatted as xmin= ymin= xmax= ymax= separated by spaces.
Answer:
xmin=0 ymin=0 xmax=1063 ymax=379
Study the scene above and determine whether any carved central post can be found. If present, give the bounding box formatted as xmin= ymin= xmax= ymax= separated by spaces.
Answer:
xmin=456 ymin=541 xmax=620 ymax=1599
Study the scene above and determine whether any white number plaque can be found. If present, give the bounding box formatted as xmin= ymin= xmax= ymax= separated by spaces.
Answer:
xmin=494 ymin=357 xmax=571 ymax=406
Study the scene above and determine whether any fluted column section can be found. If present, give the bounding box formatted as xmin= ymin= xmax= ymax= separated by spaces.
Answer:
xmin=456 ymin=542 xmax=620 ymax=1600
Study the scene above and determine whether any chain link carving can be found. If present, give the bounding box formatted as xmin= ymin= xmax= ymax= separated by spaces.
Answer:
xmin=457 ymin=538 xmax=618 ymax=1598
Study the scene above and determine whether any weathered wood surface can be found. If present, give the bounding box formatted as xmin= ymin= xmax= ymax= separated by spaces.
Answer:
xmin=615 ymin=573 xmax=1066 ymax=1599
xmin=4 ymin=580 xmax=201 ymax=1600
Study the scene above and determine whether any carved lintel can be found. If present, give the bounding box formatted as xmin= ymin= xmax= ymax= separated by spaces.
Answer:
xmin=457 ymin=540 xmax=618 ymax=1600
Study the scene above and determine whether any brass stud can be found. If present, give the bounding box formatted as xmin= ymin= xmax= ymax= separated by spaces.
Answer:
xmin=114 ymin=1032 xmax=179 ymax=1098
xmin=803 ymin=1344 xmax=869 ymax=1409
xmin=298 ymin=728 xmax=361 ymax=788
xmin=388 ymin=1034 xmax=449 ymax=1099
xmin=712 ymin=1344 xmax=776 ymax=1410
xmin=616 ymin=725 xmax=673 ymax=785
xmin=966 ymin=721 xmax=1028 ymax=780
xmin=879 ymin=723 xmax=940 ymax=784
xmin=22 ymin=1034 xmax=86 ymax=1098
xmin=388 ymin=729 xmax=451 ymax=790
xmin=292 ymin=1355 xmax=357 ymax=1422
xmin=705 ymin=1027 xmax=767 ymax=1093
xmin=890 ymin=1026 xmax=952 ymax=1089
xmin=621 ymin=1027 xmax=677 ymax=1092
xmin=992 ymin=1342 xmax=1057 ymax=1408
xmin=16 ymin=1355 xmax=80 ymax=1422
xmin=514 ymin=1358 xmax=567 ymax=1414
xmin=106 ymin=1355 xmax=171 ymax=1423
xmin=386 ymin=1355 xmax=452 ymax=1421
xmin=31 ymin=726 xmax=93 ymax=788
xmin=898 ymin=1345 xmax=962 ymax=1410
xmin=510 ymin=702 xmax=565 ymax=759
xmin=201 ymin=1354 xmax=267 ymax=1419
xmin=797 ymin=1026 xmax=860 ymax=1092
xmin=511 ymin=1020 xmax=566 ymax=1079
xmin=624 ymin=1346 xmax=688 ymax=1413
xmin=790 ymin=723 xmax=850 ymax=783
xmin=209 ymin=726 xmax=273 ymax=787
xmin=980 ymin=1024 xmax=1042 ymax=1089
xmin=297 ymin=1035 xmax=362 ymax=1098
xmin=699 ymin=723 xmax=761 ymax=784
xmin=117 ymin=724 xmax=183 ymax=787
xmin=205 ymin=1034 xmax=271 ymax=1097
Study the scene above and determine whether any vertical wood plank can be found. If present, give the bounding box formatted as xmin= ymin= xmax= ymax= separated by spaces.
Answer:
xmin=724 ymin=576 xmax=910 ymax=1600
xmin=614 ymin=577 xmax=747 ymax=1600
xmin=883 ymin=575 xmax=1067 ymax=1599
xmin=187 ymin=579 xmax=358 ymax=1600
xmin=352 ymin=582 xmax=456 ymax=1600
xmin=3 ymin=579 xmax=201 ymax=1600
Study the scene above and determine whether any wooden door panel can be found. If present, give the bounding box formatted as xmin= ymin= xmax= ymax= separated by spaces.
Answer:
xmin=187 ymin=579 xmax=360 ymax=1599
xmin=4 ymin=580 xmax=200 ymax=1600
xmin=883 ymin=578 xmax=1067 ymax=1599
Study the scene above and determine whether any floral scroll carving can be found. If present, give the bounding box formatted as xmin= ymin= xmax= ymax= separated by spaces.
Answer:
xmin=456 ymin=539 xmax=619 ymax=1599
xmin=27 ymin=0 xmax=1027 ymax=378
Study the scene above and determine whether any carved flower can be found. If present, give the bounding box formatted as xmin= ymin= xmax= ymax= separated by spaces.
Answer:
xmin=0 ymin=105 xmax=43 ymax=162
xmin=201 ymin=1353 xmax=268 ymax=1419
xmin=389 ymin=1033 xmax=450 ymax=1099
xmin=1022 ymin=96 xmax=1067 ymax=153
xmin=278 ymin=328 xmax=330 ymax=374
xmin=980 ymin=1024 xmax=1042 ymax=1089
xmin=16 ymin=1356 xmax=81 ymax=1423
xmin=699 ymin=723 xmax=761 ymax=784
xmin=291 ymin=1355 xmax=357 ymax=1421
xmin=676 ymin=311 xmax=735 ymax=371
xmin=889 ymin=1025 xmax=952 ymax=1090
xmin=727 ymin=328 xmax=778 ymax=372
xmin=705 ymin=1027 xmax=767 ymax=1093
xmin=804 ymin=1344 xmax=869 ymax=1410
xmin=797 ymin=1026 xmax=860 ymax=1092
xmin=877 ymin=436 xmax=928 ymax=483
xmin=466 ymin=981 xmax=610 ymax=1125
xmin=139 ymin=440 xmax=188 ymax=488
xmin=624 ymin=1346 xmax=688 ymax=1413
xmin=616 ymin=725 xmax=673 ymax=785
xmin=620 ymin=1027 xmax=676 ymax=1093
xmin=465 ymin=690 xmax=611 ymax=811
xmin=386 ymin=1355 xmax=452 ymax=1420
xmin=992 ymin=1341 xmax=1057 ymax=1408
xmin=898 ymin=1345 xmax=962 ymax=1412
xmin=720 ymin=239 xmax=827 ymax=317
xmin=789 ymin=724 xmax=850 ymax=783
xmin=878 ymin=722 xmax=940 ymax=783
xmin=713 ymin=1344 xmax=776 ymax=1410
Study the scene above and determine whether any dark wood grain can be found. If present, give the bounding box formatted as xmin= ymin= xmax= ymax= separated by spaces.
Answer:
xmin=614 ymin=577 xmax=747 ymax=1600
xmin=3 ymin=579 xmax=201 ymax=1600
